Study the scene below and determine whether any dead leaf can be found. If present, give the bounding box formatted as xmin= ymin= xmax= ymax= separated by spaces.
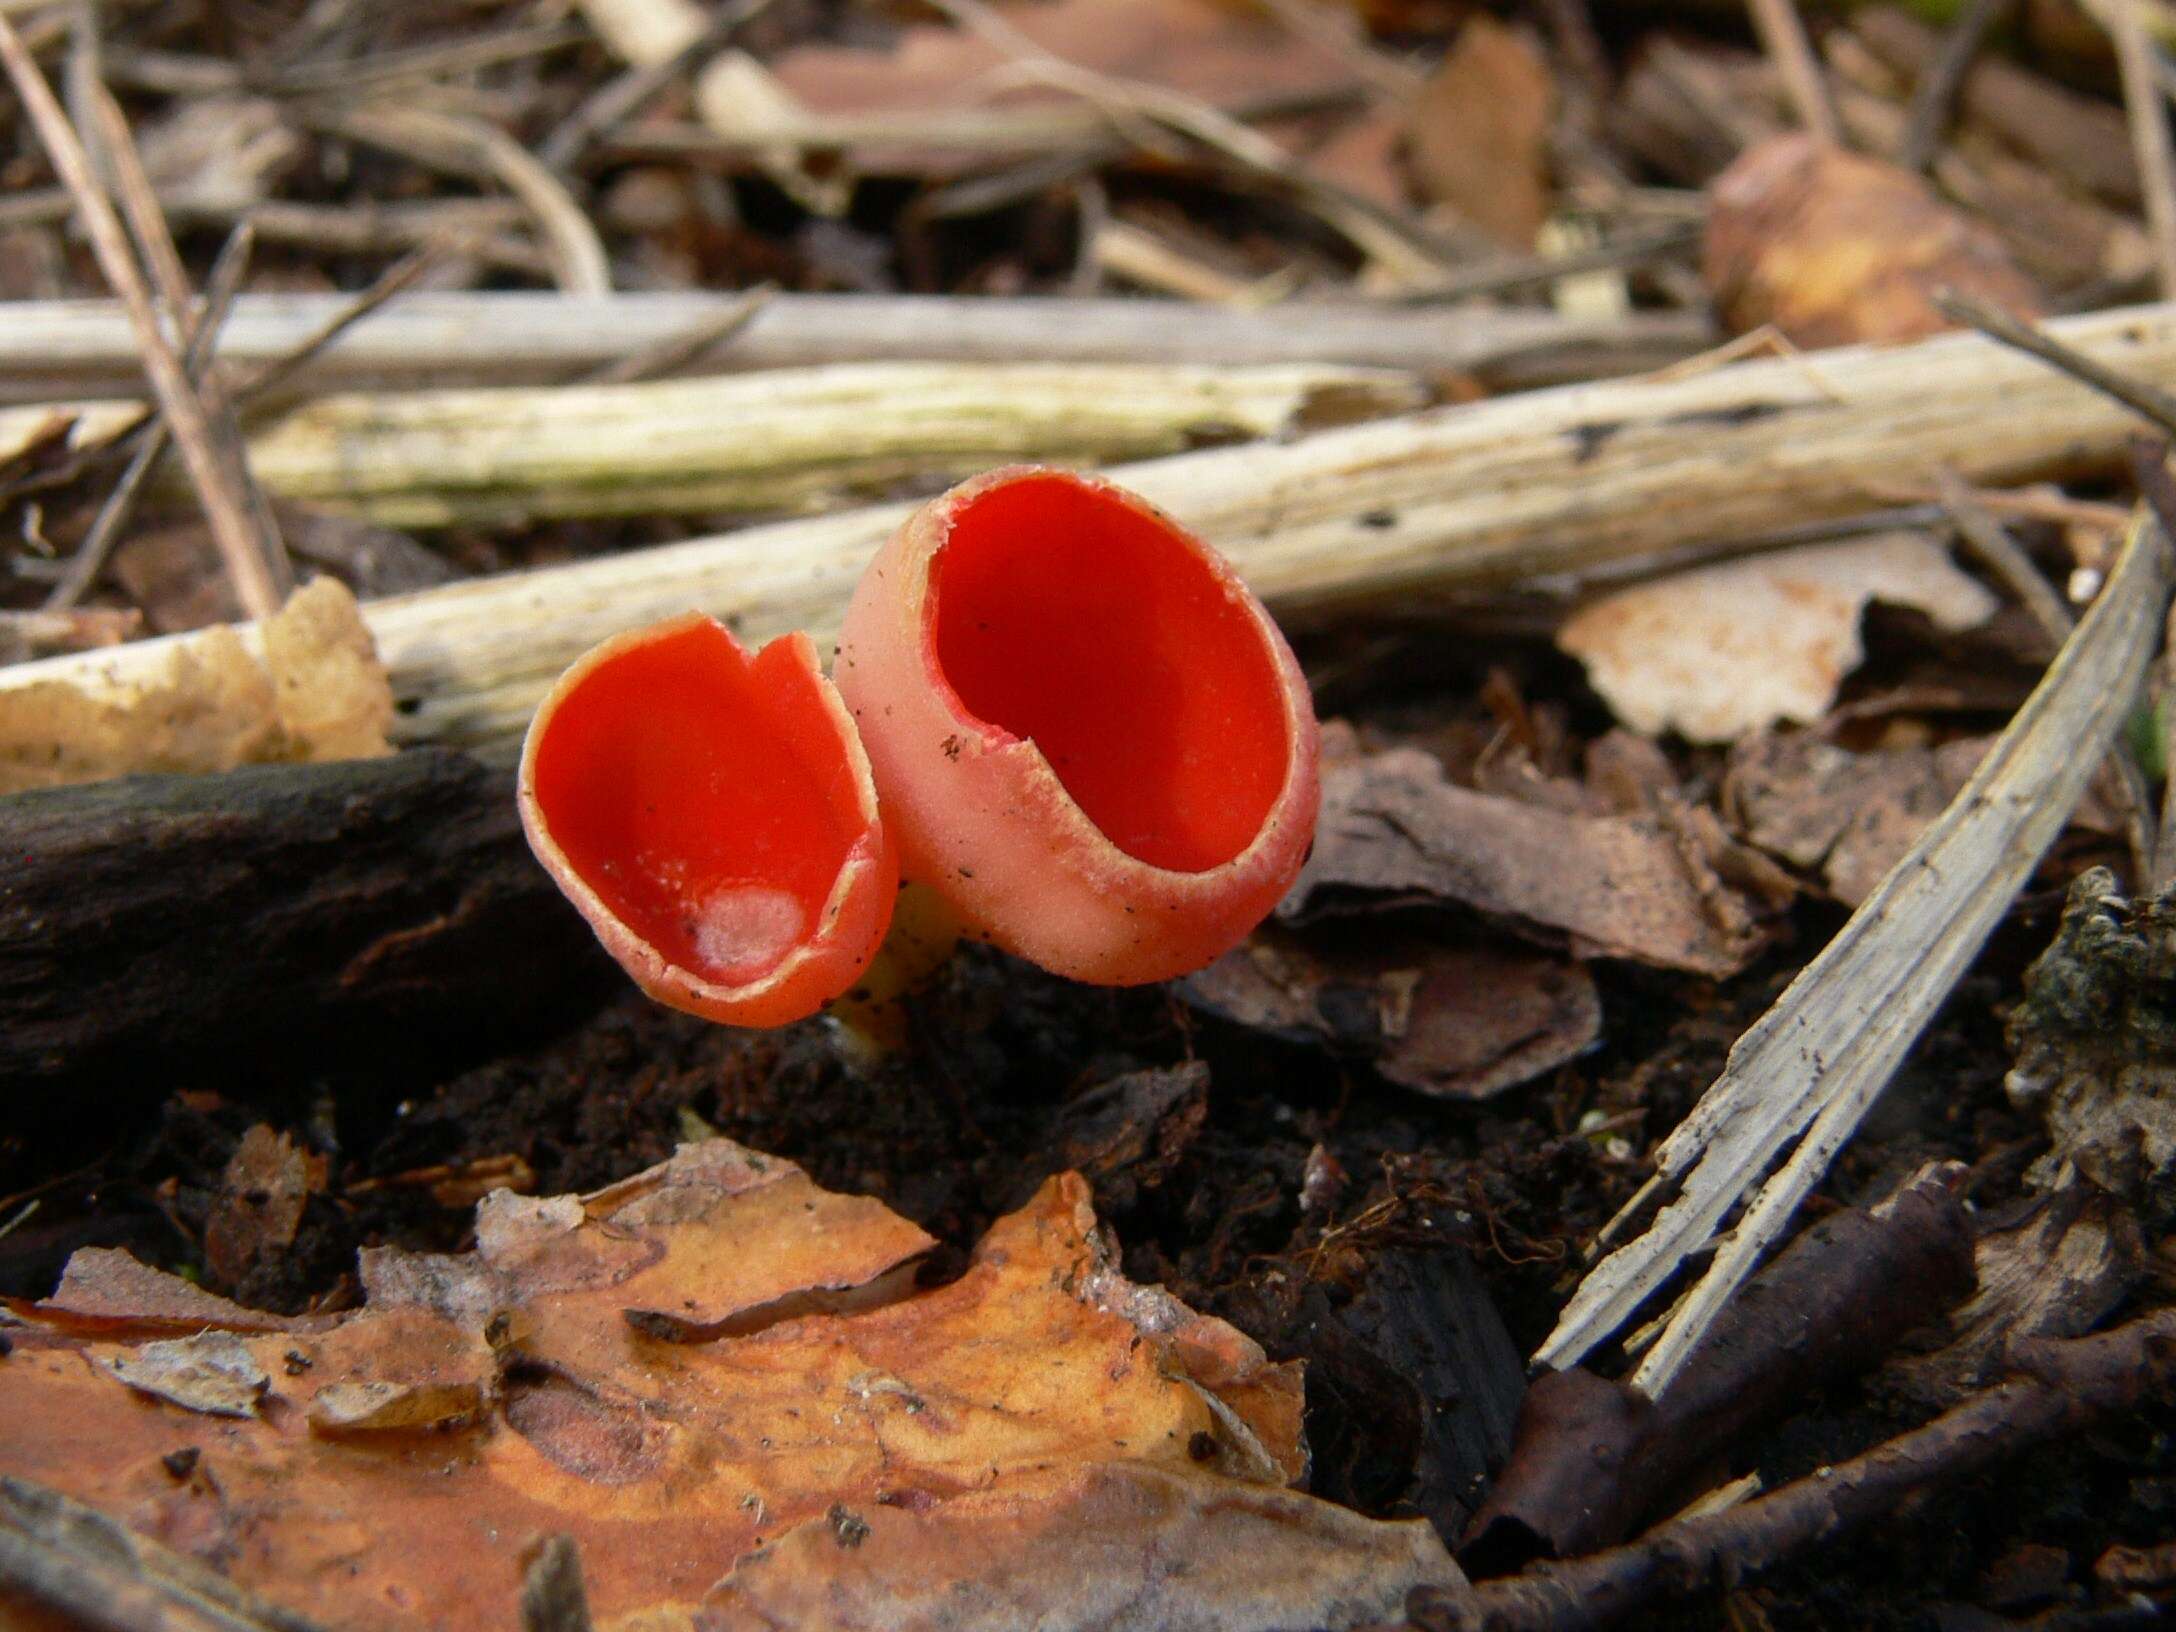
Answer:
xmin=1705 ymin=132 xmax=2044 ymax=345
xmin=705 ymin=0 xmax=1356 ymax=179
xmin=1557 ymin=533 xmax=2000 ymax=745
xmin=1725 ymin=730 xmax=1991 ymax=905
xmin=0 ymin=1140 xmax=1464 ymax=1631
xmin=205 ymin=1125 xmax=323 ymax=1293
xmin=35 ymin=1246 xmax=312 ymax=1338
xmin=102 ymin=1332 xmax=270 ymax=1419
xmin=702 ymin=1459 xmax=1454 ymax=1632
xmin=1283 ymin=726 xmax=1782 ymax=978
xmin=261 ymin=577 xmax=397 ymax=762
xmin=1403 ymin=17 xmax=1553 ymax=248
xmin=0 ymin=577 xmax=393 ymax=794
xmin=1184 ymin=926 xmax=1600 ymax=1100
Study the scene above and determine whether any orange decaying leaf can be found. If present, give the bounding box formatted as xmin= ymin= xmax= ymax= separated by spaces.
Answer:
xmin=0 ymin=1142 xmax=1457 ymax=1631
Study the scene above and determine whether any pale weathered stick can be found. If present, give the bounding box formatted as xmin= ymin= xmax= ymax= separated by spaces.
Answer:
xmin=1537 ymin=505 xmax=2175 ymax=1396
xmin=0 ymin=15 xmax=283 ymax=619
xmin=3 ymin=361 xmax=1425 ymax=527
xmin=13 ymin=301 xmax=2176 ymax=748
xmin=0 ymin=292 xmax=1715 ymax=401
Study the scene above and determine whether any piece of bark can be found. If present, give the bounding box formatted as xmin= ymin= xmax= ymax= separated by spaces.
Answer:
xmin=1462 ymin=1162 xmax=1975 ymax=1569
xmin=2006 ymin=867 xmax=2176 ymax=1219
xmin=1418 ymin=1306 xmax=2176 ymax=1632
xmin=1008 ymin=1062 xmax=1209 ymax=1214
xmin=1226 ymin=1244 xmax=1527 ymax=1542
xmin=1182 ymin=925 xmax=1600 ymax=1101
xmin=0 ymin=748 xmax=612 ymax=1093
xmin=1283 ymin=729 xmax=1785 ymax=979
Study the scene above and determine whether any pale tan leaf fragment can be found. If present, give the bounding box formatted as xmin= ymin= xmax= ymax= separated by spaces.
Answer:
xmin=576 ymin=0 xmax=704 ymax=68
xmin=1558 ymin=533 xmax=2000 ymax=744
xmin=101 ymin=1332 xmax=269 ymax=1418
xmin=0 ymin=577 xmax=391 ymax=793
xmin=260 ymin=577 xmax=395 ymax=763
xmin=205 ymin=1124 xmax=321 ymax=1291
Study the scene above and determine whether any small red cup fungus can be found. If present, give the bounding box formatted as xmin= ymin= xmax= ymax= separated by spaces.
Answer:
xmin=519 ymin=613 xmax=897 ymax=1027
xmin=835 ymin=466 xmax=1319 ymax=985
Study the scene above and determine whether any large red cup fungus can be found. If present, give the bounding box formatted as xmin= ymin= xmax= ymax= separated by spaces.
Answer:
xmin=835 ymin=466 xmax=1320 ymax=985
xmin=519 ymin=614 xmax=897 ymax=1027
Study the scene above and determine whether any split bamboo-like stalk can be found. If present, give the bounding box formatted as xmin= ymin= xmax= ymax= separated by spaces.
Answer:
xmin=0 ymin=291 xmax=1714 ymax=402
xmin=0 ymin=363 xmax=1426 ymax=527
xmin=12 ymin=300 xmax=2176 ymax=750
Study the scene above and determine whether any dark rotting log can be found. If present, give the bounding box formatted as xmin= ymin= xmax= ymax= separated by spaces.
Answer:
xmin=0 ymin=748 xmax=614 ymax=1094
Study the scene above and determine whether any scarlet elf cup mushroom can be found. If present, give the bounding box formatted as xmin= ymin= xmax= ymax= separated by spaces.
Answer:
xmin=835 ymin=467 xmax=1319 ymax=987
xmin=518 ymin=615 xmax=897 ymax=1026
xmin=521 ymin=467 xmax=1321 ymax=1021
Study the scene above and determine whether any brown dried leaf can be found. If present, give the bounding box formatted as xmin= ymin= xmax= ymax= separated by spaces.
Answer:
xmin=1705 ymin=132 xmax=2044 ymax=345
xmin=1283 ymin=727 xmax=1782 ymax=977
xmin=721 ymin=0 xmax=1355 ymax=176
xmin=204 ymin=1125 xmax=322 ymax=1291
xmin=1402 ymin=18 xmax=1553 ymax=248
xmin=0 ymin=578 xmax=392 ymax=794
xmin=1557 ymin=533 xmax=1999 ymax=745
xmin=0 ymin=1141 xmax=1460 ymax=1631
xmin=1725 ymin=731 xmax=1990 ymax=905
xmin=1184 ymin=926 xmax=1599 ymax=1100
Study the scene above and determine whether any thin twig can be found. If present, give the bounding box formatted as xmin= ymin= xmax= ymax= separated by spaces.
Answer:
xmin=1747 ymin=0 xmax=1841 ymax=146
xmin=87 ymin=79 xmax=291 ymax=599
xmin=45 ymin=222 xmax=256 ymax=611
xmin=1430 ymin=1310 xmax=2176 ymax=1631
xmin=1899 ymin=0 xmax=2015 ymax=174
xmin=229 ymin=237 xmax=464 ymax=406
xmin=576 ymin=284 xmax=773 ymax=385
xmin=0 ymin=14 xmax=282 ymax=619
xmin=1937 ymin=287 xmax=2176 ymax=438
xmin=2108 ymin=0 xmax=2176 ymax=297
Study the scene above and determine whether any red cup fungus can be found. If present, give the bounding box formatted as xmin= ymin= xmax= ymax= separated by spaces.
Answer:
xmin=835 ymin=466 xmax=1320 ymax=985
xmin=519 ymin=614 xmax=897 ymax=1027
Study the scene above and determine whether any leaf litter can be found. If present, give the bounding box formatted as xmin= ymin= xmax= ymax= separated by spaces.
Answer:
xmin=0 ymin=1139 xmax=1463 ymax=1631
